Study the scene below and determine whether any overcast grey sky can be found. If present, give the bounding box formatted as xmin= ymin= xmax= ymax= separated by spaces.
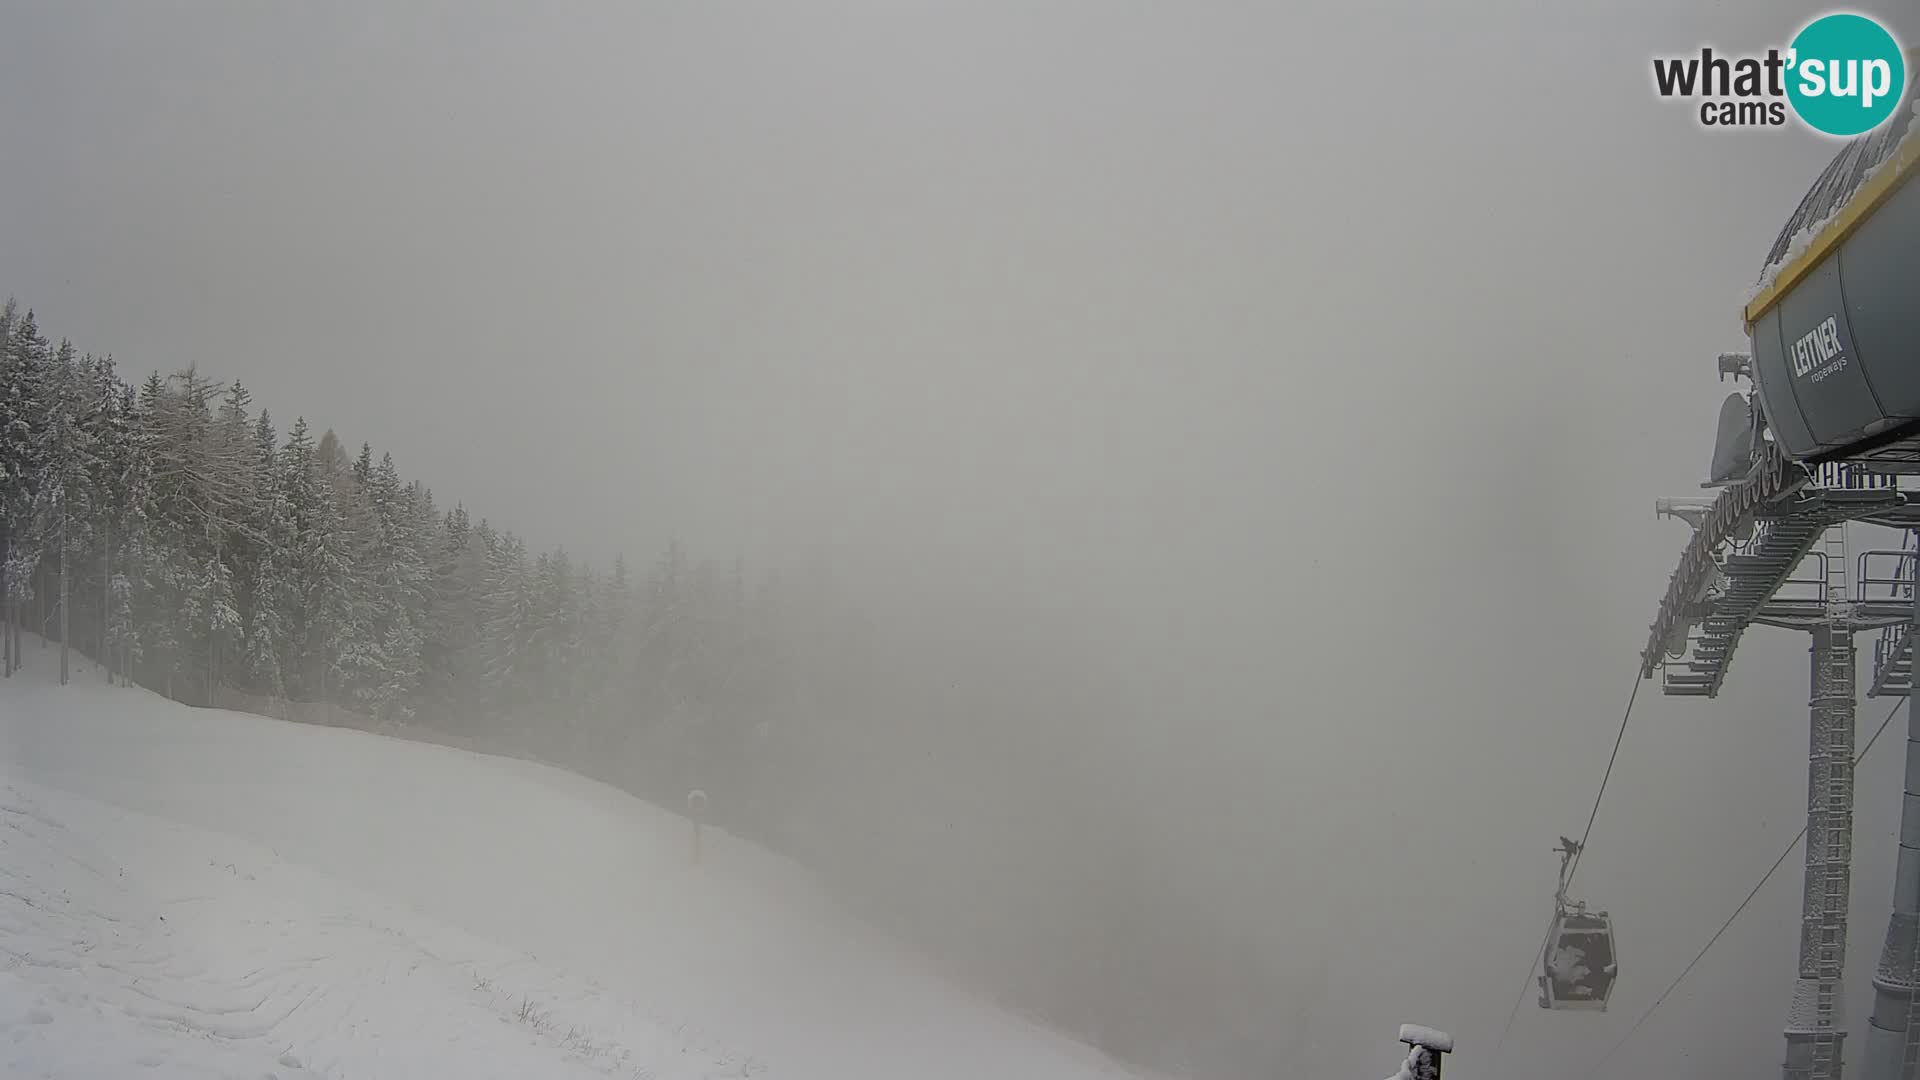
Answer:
xmin=4 ymin=2 xmax=1918 ymax=1077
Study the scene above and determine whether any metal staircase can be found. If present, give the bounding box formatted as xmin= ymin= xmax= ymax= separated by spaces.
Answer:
xmin=1872 ymin=628 xmax=1914 ymax=698
xmin=1868 ymin=544 xmax=1918 ymax=698
xmin=1657 ymin=484 xmax=1913 ymax=699
xmin=1641 ymin=347 xmax=1920 ymax=1080
xmin=1663 ymin=514 xmax=1841 ymax=696
xmin=1650 ymin=460 xmax=1918 ymax=1080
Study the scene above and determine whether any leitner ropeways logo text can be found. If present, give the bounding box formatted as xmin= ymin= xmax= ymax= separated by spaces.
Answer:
xmin=1652 ymin=12 xmax=1907 ymax=136
xmin=1792 ymin=315 xmax=1849 ymax=383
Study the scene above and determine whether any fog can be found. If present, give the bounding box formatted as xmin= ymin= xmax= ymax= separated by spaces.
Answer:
xmin=5 ymin=2 xmax=1919 ymax=1077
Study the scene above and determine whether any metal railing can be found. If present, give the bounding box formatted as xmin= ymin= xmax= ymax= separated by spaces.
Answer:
xmin=1856 ymin=550 xmax=1916 ymax=603
xmin=1807 ymin=461 xmax=1902 ymax=492
xmin=1776 ymin=552 xmax=1832 ymax=605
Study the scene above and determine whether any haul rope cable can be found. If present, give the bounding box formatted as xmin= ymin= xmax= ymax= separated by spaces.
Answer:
xmin=1490 ymin=668 xmax=1643 ymax=1071
xmin=1581 ymin=694 xmax=1906 ymax=1079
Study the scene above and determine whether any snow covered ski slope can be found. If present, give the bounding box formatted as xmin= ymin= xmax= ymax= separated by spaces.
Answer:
xmin=0 ymin=655 xmax=1145 ymax=1080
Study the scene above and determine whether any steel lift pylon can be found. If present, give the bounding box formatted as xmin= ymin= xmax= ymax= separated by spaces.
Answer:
xmin=1857 ymin=544 xmax=1920 ymax=1078
xmin=1639 ymin=70 xmax=1919 ymax=1078
xmin=1646 ymin=398 xmax=1920 ymax=1079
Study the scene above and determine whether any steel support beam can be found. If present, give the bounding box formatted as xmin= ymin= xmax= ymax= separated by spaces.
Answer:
xmin=1864 ymin=531 xmax=1920 ymax=1080
xmin=1785 ymin=623 xmax=1858 ymax=1079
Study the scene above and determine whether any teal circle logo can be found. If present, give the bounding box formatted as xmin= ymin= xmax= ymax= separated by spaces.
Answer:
xmin=1786 ymin=13 xmax=1907 ymax=137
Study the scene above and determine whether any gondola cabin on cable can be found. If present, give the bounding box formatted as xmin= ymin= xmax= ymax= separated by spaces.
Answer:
xmin=1537 ymin=837 xmax=1617 ymax=1011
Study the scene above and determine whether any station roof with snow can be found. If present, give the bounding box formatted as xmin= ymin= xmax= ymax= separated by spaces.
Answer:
xmin=1744 ymin=51 xmax=1920 ymax=465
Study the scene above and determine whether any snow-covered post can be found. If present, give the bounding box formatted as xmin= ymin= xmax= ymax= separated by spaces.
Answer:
xmin=686 ymin=789 xmax=708 ymax=867
xmin=1386 ymin=1025 xmax=1452 ymax=1080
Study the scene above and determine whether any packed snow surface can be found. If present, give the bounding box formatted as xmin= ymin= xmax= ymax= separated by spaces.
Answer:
xmin=0 ymin=654 xmax=1144 ymax=1080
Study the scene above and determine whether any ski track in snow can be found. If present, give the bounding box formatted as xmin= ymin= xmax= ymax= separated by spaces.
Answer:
xmin=0 ymin=774 xmax=753 ymax=1079
xmin=0 ymin=657 xmax=1144 ymax=1080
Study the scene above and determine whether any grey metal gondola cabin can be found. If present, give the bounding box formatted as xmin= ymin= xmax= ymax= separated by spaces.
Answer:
xmin=1537 ymin=838 xmax=1618 ymax=1011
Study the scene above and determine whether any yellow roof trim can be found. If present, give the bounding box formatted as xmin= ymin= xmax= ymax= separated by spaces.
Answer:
xmin=1743 ymin=47 xmax=1920 ymax=328
xmin=1743 ymin=137 xmax=1918 ymax=329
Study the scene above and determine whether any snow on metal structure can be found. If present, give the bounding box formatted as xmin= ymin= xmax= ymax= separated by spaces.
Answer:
xmin=1645 ymin=445 xmax=1910 ymax=1080
xmin=1640 ymin=69 xmax=1920 ymax=1077
xmin=1743 ymin=67 xmax=1920 ymax=467
xmin=1384 ymin=1025 xmax=1452 ymax=1080
xmin=1397 ymin=1026 xmax=1453 ymax=1054
xmin=1863 ymin=556 xmax=1920 ymax=1080
xmin=1783 ymin=622 xmax=1860 ymax=1080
